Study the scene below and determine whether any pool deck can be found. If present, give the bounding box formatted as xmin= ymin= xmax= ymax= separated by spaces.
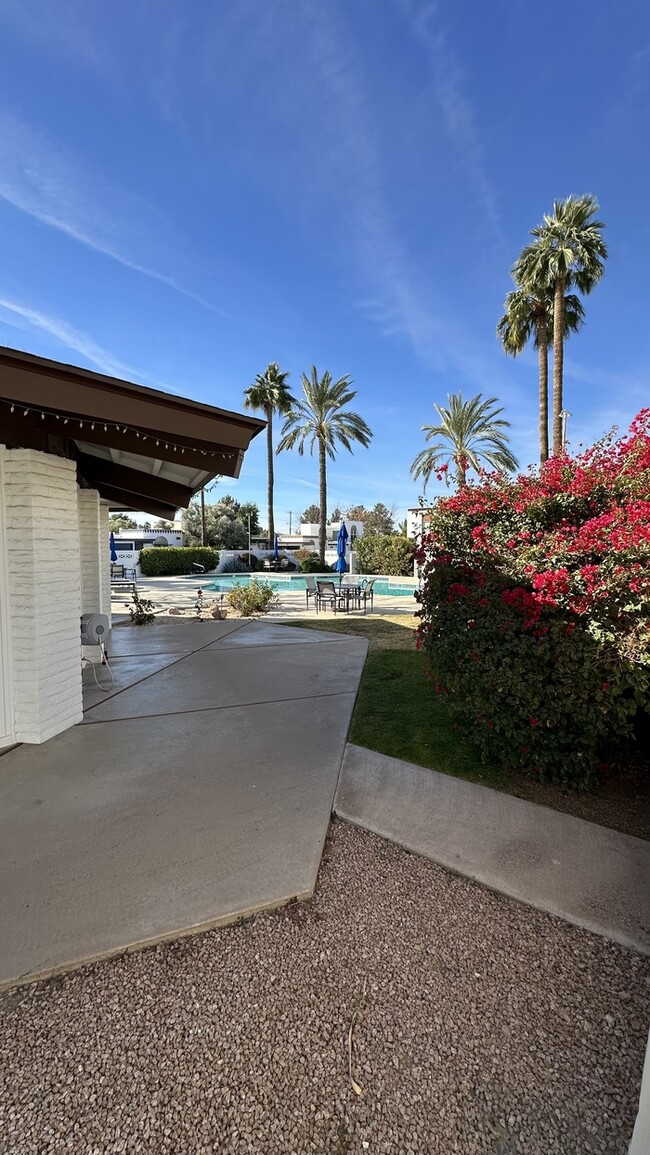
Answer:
xmin=114 ymin=574 xmax=418 ymax=620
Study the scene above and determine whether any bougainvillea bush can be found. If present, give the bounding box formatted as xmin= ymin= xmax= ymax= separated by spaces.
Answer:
xmin=414 ymin=410 xmax=650 ymax=789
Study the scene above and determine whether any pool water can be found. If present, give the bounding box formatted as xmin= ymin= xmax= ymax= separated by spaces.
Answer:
xmin=188 ymin=574 xmax=417 ymax=598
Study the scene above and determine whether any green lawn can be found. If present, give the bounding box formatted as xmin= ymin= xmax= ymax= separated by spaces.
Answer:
xmin=289 ymin=614 xmax=502 ymax=785
xmin=288 ymin=614 xmax=649 ymax=839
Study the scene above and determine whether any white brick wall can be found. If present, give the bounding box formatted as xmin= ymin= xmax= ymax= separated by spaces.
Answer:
xmin=98 ymin=502 xmax=111 ymax=622
xmin=0 ymin=449 xmax=15 ymax=747
xmin=78 ymin=490 xmax=111 ymax=664
xmin=3 ymin=448 xmax=83 ymax=742
xmin=78 ymin=489 xmax=102 ymax=614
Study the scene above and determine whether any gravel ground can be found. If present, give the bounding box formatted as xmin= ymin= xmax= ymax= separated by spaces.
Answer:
xmin=1 ymin=822 xmax=648 ymax=1155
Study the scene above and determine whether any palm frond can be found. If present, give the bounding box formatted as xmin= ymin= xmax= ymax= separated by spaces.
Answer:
xmin=411 ymin=392 xmax=517 ymax=490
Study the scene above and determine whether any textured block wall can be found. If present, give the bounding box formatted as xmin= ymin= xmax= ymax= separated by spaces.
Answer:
xmin=98 ymin=502 xmax=111 ymax=622
xmin=78 ymin=488 xmax=106 ymax=666
xmin=3 ymin=448 xmax=83 ymax=742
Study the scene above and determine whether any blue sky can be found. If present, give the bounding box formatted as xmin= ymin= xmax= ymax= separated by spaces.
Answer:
xmin=1 ymin=0 xmax=648 ymax=530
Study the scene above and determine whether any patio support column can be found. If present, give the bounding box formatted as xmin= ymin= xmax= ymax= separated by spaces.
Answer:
xmin=78 ymin=490 xmax=111 ymax=664
xmin=2 ymin=447 xmax=83 ymax=742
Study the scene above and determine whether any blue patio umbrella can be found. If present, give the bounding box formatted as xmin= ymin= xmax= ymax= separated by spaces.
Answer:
xmin=335 ymin=521 xmax=349 ymax=579
xmin=273 ymin=534 xmax=279 ymax=559
xmin=109 ymin=531 xmax=118 ymax=563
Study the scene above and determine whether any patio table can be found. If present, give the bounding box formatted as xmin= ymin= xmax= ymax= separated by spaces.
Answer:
xmin=337 ymin=584 xmax=362 ymax=612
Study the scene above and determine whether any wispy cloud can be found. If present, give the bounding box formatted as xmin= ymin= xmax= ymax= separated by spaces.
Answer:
xmin=297 ymin=3 xmax=508 ymax=390
xmin=291 ymin=477 xmax=320 ymax=490
xmin=399 ymin=0 xmax=505 ymax=253
xmin=0 ymin=110 xmax=220 ymax=311
xmin=0 ymin=295 xmax=156 ymax=383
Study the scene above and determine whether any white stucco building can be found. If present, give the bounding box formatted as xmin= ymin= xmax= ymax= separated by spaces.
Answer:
xmin=406 ymin=507 xmax=431 ymax=541
xmin=0 ymin=347 xmax=263 ymax=750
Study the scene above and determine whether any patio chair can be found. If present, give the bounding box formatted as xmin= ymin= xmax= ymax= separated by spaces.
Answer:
xmin=316 ymin=579 xmax=343 ymax=613
xmin=304 ymin=574 xmax=319 ymax=607
xmin=359 ymin=577 xmax=377 ymax=613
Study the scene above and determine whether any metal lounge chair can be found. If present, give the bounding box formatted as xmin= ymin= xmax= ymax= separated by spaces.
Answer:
xmin=316 ymin=579 xmax=343 ymax=613
xmin=359 ymin=577 xmax=377 ymax=613
xmin=304 ymin=574 xmax=319 ymax=607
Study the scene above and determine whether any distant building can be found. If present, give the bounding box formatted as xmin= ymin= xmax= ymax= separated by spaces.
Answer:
xmin=279 ymin=520 xmax=363 ymax=551
xmin=406 ymin=508 xmax=431 ymax=541
xmin=111 ymin=528 xmax=184 ymax=573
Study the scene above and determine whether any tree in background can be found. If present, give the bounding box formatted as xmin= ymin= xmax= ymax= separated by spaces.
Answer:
xmin=108 ymin=513 xmax=137 ymax=532
xmin=329 ymin=506 xmax=343 ymax=521
xmin=363 ymin=502 xmax=395 ymax=536
xmin=345 ymin=504 xmax=367 ymax=520
xmin=497 ymin=284 xmax=584 ymax=465
xmin=517 ymin=195 xmax=607 ymax=454
xmin=278 ymin=367 xmax=373 ymax=563
xmin=243 ymin=363 xmax=295 ymax=548
xmin=410 ymin=393 xmax=518 ymax=491
xmin=153 ymin=519 xmax=174 ymax=530
xmin=355 ymin=534 xmax=413 ymax=576
xmin=182 ymin=497 xmax=261 ymax=549
xmin=301 ymin=504 xmax=321 ymax=524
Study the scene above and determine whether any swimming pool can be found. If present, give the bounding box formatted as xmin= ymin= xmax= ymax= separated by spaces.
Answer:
xmin=187 ymin=574 xmax=417 ymax=598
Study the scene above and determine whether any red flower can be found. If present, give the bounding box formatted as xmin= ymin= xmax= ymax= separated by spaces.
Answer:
xmin=529 ymin=717 xmax=540 ymax=727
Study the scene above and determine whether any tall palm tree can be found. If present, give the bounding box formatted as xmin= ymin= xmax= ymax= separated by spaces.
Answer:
xmin=243 ymin=363 xmax=295 ymax=549
xmin=517 ymin=195 xmax=607 ymax=454
xmin=277 ymin=367 xmax=373 ymax=563
xmin=497 ymin=286 xmax=585 ymax=465
xmin=410 ymin=392 xmax=518 ymax=491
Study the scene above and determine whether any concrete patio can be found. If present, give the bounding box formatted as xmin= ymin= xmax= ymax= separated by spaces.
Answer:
xmin=0 ymin=618 xmax=368 ymax=987
xmin=2 ymin=609 xmax=649 ymax=996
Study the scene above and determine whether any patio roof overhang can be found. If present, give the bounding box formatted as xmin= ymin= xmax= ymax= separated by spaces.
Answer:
xmin=0 ymin=346 xmax=265 ymax=518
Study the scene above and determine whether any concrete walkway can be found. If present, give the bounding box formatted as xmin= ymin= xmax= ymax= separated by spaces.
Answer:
xmin=0 ymin=619 xmax=367 ymax=988
xmin=335 ymin=744 xmax=650 ymax=955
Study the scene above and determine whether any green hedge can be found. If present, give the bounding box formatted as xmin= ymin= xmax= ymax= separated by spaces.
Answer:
xmin=139 ymin=546 xmax=219 ymax=576
xmin=355 ymin=535 xmax=413 ymax=576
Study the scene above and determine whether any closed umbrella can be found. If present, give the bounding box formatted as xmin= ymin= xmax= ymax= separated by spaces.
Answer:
xmin=109 ymin=531 xmax=118 ymax=563
xmin=335 ymin=521 xmax=349 ymax=581
xmin=273 ymin=534 xmax=279 ymax=559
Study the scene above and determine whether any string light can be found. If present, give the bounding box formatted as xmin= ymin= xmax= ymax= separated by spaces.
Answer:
xmin=0 ymin=398 xmax=236 ymax=459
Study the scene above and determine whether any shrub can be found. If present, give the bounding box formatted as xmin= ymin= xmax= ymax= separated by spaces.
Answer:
xmin=226 ymin=579 xmax=277 ymax=616
xmin=221 ymin=555 xmax=249 ymax=574
xmin=415 ymin=410 xmax=650 ymax=790
xmin=139 ymin=546 xmax=218 ymax=576
xmin=299 ymin=552 xmax=331 ymax=573
xmin=355 ymin=535 xmax=413 ymax=576
xmin=125 ymin=588 xmax=156 ymax=625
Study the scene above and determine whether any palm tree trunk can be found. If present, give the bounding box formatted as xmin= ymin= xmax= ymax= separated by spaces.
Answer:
xmin=552 ymin=276 xmax=565 ymax=455
xmin=455 ymin=454 xmax=467 ymax=489
xmin=536 ymin=316 xmax=549 ymax=465
xmin=266 ymin=408 xmax=274 ymax=550
xmin=318 ymin=438 xmax=327 ymax=565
